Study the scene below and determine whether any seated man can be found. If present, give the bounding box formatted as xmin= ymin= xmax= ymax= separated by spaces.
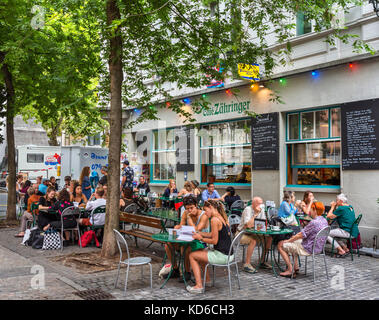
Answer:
xmin=237 ymin=197 xmax=272 ymax=274
xmin=134 ymin=176 xmax=150 ymax=196
xmin=278 ymin=202 xmax=328 ymax=278
xmin=326 ymin=193 xmax=359 ymax=258
xmin=14 ymin=187 xmax=40 ymax=237
xmin=163 ymin=196 xmax=209 ymax=282
xmin=38 ymin=178 xmax=49 ymax=195
xmin=201 ymin=183 xmax=221 ymax=202
xmin=79 ymin=186 xmax=106 ymax=227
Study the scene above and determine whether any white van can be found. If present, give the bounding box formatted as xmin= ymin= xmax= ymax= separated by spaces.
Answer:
xmin=17 ymin=145 xmax=61 ymax=183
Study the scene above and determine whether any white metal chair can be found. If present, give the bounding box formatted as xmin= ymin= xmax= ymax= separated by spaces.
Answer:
xmin=229 ymin=200 xmax=245 ymax=216
xmin=291 ymin=226 xmax=331 ymax=282
xmin=113 ymin=229 xmax=153 ymax=295
xmin=203 ymin=229 xmax=244 ymax=296
xmin=60 ymin=206 xmax=82 ymax=251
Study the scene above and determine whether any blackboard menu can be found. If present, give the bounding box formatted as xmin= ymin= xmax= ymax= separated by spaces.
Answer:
xmin=175 ymin=125 xmax=194 ymax=172
xmin=341 ymin=99 xmax=379 ymax=170
xmin=251 ymin=112 xmax=279 ymax=170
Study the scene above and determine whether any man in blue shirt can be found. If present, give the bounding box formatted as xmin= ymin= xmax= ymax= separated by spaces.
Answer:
xmin=38 ymin=179 xmax=49 ymax=195
xmin=201 ymin=183 xmax=221 ymax=202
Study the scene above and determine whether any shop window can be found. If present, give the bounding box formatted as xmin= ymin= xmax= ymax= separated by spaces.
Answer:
xmin=296 ymin=12 xmax=312 ymax=36
xmin=151 ymin=129 xmax=176 ymax=182
xmin=286 ymin=107 xmax=341 ymax=186
xmin=200 ymin=119 xmax=251 ymax=184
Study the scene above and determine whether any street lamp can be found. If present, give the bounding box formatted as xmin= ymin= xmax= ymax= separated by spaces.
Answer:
xmin=369 ymin=0 xmax=379 ymax=17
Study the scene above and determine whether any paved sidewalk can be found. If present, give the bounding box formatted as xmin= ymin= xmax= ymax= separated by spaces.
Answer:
xmin=0 ymin=227 xmax=378 ymax=300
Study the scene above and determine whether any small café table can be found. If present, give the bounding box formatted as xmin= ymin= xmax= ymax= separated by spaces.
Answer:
xmin=244 ymin=227 xmax=294 ymax=277
xmin=151 ymin=233 xmax=194 ymax=288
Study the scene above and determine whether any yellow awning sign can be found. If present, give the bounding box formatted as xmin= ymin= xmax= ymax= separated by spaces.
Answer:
xmin=238 ymin=63 xmax=260 ymax=81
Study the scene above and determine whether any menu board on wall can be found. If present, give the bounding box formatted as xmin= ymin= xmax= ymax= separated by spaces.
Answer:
xmin=251 ymin=112 xmax=279 ymax=170
xmin=175 ymin=125 xmax=194 ymax=172
xmin=341 ymin=99 xmax=379 ymax=170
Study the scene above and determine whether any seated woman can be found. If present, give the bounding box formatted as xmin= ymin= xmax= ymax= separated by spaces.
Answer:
xmin=120 ymin=187 xmax=134 ymax=211
xmin=42 ymin=189 xmax=77 ymax=245
xmin=14 ymin=187 xmax=40 ymax=237
xmin=68 ymin=179 xmax=79 ymax=196
xmin=70 ymin=182 xmax=88 ymax=208
xmin=190 ymin=180 xmax=202 ymax=201
xmin=326 ymin=193 xmax=359 ymax=258
xmin=178 ymin=181 xmax=195 ymax=197
xmin=187 ymin=200 xmax=233 ymax=294
xmin=162 ymin=179 xmax=178 ymax=208
xmin=37 ymin=187 xmax=58 ymax=230
xmin=163 ymin=196 xmax=209 ymax=282
xmin=220 ymin=186 xmax=241 ymax=211
xmin=278 ymin=202 xmax=328 ymax=278
xmin=276 ymin=191 xmax=301 ymax=274
xmin=300 ymin=191 xmax=315 ymax=215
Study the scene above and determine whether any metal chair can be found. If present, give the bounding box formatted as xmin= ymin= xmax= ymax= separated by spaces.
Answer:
xmin=89 ymin=205 xmax=106 ymax=230
xmin=330 ymin=214 xmax=362 ymax=261
xmin=229 ymin=200 xmax=245 ymax=216
xmin=291 ymin=226 xmax=331 ymax=282
xmin=203 ymin=229 xmax=244 ymax=296
xmin=28 ymin=202 xmax=39 ymax=229
xmin=60 ymin=206 xmax=82 ymax=251
xmin=113 ymin=229 xmax=152 ymax=295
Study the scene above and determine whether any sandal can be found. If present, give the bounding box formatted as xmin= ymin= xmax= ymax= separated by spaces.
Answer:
xmin=335 ymin=253 xmax=348 ymax=258
xmin=14 ymin=233 xmax=24 ymax=238
xmin=280 ymin=272 xmax=295 ymax=278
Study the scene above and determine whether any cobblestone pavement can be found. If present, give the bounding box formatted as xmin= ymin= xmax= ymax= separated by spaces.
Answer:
xmin=0 ymin=226 xmax=378 ymax=300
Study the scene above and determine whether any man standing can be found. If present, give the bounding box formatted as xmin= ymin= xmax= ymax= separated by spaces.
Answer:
xmin=99 ymin=166 xmax=108 ymax=187
xmin=237 ymin=196 xmax=272 ymax=274
xmin=121 ymin=160 xmax=134 ymax=191
xmin=201 ymin=183 xmax=221 ymax=202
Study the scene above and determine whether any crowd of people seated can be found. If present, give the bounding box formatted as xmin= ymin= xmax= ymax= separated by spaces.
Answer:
xmin=10 ymin=168 xmax=360 ymax=291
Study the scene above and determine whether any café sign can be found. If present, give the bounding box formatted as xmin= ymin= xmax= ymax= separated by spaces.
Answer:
xmin=196 ymin=100 xmax=251 ymax=117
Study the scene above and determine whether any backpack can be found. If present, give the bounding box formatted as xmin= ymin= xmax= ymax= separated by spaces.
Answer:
xmin=80 ymin=230 xmax=100 ymax=248
xmin=348 ymin=233 xmax=362 ymax=250
xmin=26 ymin=228 xmax=42 ymax=247
xmin=32 ymin=232 xmax=45 ymax=249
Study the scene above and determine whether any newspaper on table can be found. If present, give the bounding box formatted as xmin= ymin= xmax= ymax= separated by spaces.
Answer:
xmin=176 ymin=225 xmax=196 ymax=241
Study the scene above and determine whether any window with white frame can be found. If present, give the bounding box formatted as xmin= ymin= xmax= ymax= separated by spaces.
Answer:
xmin=152 ymin=129 xmax=176 ymax=182
xmin=200 ymin=119 xmax=252 ymax=184
xmin=286 ymin=107 xmax=341 ymax=186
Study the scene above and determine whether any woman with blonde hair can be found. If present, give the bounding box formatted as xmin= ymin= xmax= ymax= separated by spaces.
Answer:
xmin=79 ymin=166 xmax=91 ymax=201
xmin=178 ymin=181 xmax=194 ymax=197
xmin=187 ymin=200 xmax=233 ymax=294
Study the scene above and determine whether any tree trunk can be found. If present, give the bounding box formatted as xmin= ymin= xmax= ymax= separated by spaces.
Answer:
xmin=46 ymin=116 xmax=63 ymax=146
xmin=1 ymin=51 xmax=17 ymax=222
xmin=101 ymin=0 xmax=123 ymax=258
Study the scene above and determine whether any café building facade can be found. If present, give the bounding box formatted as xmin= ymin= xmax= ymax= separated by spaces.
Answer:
xmin=123 ymin=8 xmax=379 ymax=245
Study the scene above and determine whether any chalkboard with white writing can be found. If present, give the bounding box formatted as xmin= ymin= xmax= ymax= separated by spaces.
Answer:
xmin=341 ymin=99 xmax=379 ymax=170
xmin=251 ymin=112 xmax=279 ymax=170
xmin=175 ymin=125 xmax=194 ymax=172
